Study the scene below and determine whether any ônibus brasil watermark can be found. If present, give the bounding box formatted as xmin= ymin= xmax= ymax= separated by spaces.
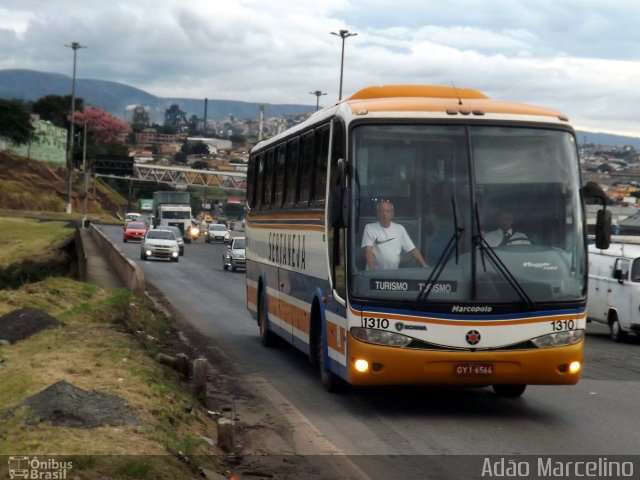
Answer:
xmin=7 ymin=457 xmax=73 ymax=480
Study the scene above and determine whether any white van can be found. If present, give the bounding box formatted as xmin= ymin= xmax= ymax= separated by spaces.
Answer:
xmin=588 ymin=238 xmax=640 ymax=341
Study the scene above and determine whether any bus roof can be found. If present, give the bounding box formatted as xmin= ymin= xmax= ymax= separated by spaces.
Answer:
xmin=251 ymin=85 xmax=570 ymax=153
xmin=343 ymin=85 xmax=569 ymax=121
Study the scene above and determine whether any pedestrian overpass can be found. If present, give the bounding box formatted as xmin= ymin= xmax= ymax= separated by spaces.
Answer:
xmin=95 ymin=162 xmax=247 ymax=191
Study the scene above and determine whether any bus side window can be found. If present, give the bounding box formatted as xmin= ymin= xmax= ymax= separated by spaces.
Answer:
xmin=286 ymin=138 xmax=300 ymax=205
xmin=256 ymin=153 xmax=265 ymax=208
xmin=313 ymin=125 xmax=330 ymax=202
xmin=247 ymin=154 xmax=257 ymax=209
xmin=298 ymin=131 xmax=314 ymax=204
xmin=274 ymin=145 xmax=286 ymax=207
xmin=263 ymin=149 xmax=275 ymax=208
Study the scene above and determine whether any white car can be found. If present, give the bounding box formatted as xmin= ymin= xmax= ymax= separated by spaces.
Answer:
xmin=140 ymin=230 xmax=180 ymax=262
xmin=223 ymin=237 xmax=246 ymax=271
xmin=205 ymin=224 xmax=230 ymax=243
xmin=125 ymin=212 xmax=143 ymax=223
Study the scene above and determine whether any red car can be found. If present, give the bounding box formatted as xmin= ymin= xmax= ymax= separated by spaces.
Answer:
xmin=123 ymin=221 xmax=147 ymax=242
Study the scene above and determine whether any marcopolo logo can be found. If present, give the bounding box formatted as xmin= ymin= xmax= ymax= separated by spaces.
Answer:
xmin=8 ymin=456 xmax=73 ymax=479
xmin=452 ymin=305 xmax=492 ymax=313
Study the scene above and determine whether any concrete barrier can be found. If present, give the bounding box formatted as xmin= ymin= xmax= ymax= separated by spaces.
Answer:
xmin=88 ymin=224 xmax=146 ymax=295
xmin=75 ymin=228 xmax=88 ymax=282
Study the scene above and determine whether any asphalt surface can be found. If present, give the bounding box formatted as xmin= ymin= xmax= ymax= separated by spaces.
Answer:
xmin=101 ymin=224 xmax=640 ymax=479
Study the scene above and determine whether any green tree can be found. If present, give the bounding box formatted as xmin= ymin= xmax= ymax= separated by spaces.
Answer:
xmin=0 ymin=99 xmax=35 ymax=145
xmin=32 ymin=95 xmax=84 ymax=128
xmin=229 ymin=133 xmax=246 ymax=147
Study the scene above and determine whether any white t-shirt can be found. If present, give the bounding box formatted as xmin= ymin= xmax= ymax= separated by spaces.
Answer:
xmin=361 ymin=221 xmax=416 ymax=270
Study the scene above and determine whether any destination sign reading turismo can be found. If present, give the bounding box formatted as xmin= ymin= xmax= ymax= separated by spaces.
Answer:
xmin=370 ymin=279 xmax=457 ymax=292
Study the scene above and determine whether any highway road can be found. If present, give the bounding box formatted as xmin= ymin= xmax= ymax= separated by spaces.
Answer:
xmin=102 ymin=224 xmax=640 ymax=478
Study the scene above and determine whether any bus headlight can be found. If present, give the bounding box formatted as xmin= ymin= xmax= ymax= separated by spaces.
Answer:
xmin=354 ymin=359 xmax=369 ymax=372
xmin=350 ymin=327 xmax=412 ymax=347
xmin=531 ymin=329 xmax=584 ymax=348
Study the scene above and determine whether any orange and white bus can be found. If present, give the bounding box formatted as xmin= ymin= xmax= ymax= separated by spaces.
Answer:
xmin=245 ymin=85 xmax=609 ymax=396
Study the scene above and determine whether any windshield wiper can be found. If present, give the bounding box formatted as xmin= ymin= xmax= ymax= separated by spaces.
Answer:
xmin=415 ymin=196 xmax=464 ymax=306
xmin=473 ymin=204 xmax=534 ymax=308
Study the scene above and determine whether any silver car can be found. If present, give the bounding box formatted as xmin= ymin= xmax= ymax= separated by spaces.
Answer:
xmin=223 ymin=237 xmax=245 ymax=271
xmin=140 ymin=230 xmax=180 ymax=262
xmin=155 ymin=226 xmax=185 ymax=255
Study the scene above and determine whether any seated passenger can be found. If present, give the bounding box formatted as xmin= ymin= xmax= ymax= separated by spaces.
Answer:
xmin=361 ymin=200 xmax=427 ymax=270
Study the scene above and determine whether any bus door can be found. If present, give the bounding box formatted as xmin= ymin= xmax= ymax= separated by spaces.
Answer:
xmin=278 ymin=266 xmax=295 ymax=345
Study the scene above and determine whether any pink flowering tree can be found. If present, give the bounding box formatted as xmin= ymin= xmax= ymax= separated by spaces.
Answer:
xmin=69 ymin=107 xmax=132 ymax=161
xmin=73 ymin=107 xmax=131 ymax=144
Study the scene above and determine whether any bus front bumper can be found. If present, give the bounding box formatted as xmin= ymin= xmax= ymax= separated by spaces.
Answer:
xmin=346 ymin=336 xmax=584 ymax=386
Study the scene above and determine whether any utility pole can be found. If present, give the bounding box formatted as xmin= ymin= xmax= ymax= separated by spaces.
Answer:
xmin=65 ymin=41 xmax=86 ymax=214
xmin=204 ymin=98 xmax=208 ymax=136
xmin=330 ymin=29 xmax=357 ymax=100
xmin=81 ymin=120 xmax=88 ymax=227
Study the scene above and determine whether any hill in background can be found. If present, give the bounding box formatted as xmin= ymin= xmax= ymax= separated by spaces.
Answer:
xmin=0 ymin=69 xmax=314 ymax=123
xmin=2 ymin=69 xmax=640 ymax=148
xmin=578 ymin=131 xmax=640 ymax=149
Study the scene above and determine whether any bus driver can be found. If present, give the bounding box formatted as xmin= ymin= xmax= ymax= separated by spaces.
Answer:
xmin=362 ymin=200 xmax=428 ymax=270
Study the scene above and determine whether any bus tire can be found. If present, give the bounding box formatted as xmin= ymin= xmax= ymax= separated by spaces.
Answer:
xmin=258 ymin=289 xmax=277 ymax=347
xmin=312 ymin=309 xmax=347 ymax=393
xmin=609 ymin=313 xmax=627 ymax=342
xmin=492 ymin=384 xmax=526 ymax=398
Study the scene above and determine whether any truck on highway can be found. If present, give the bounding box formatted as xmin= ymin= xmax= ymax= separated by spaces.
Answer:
xmin=152 ymin=191 xmax=195 ymax=243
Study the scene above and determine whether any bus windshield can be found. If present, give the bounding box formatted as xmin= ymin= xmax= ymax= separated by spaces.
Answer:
xmin=349 ymin=124 xmax=586 ymax=305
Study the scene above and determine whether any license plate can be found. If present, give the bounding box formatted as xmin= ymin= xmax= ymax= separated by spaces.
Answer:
xmin=454 ymin=363 xmax=494 ymax=376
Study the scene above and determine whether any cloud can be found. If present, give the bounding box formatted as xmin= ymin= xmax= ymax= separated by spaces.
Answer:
xmin=0 ymin=0 xmax=639 ymax=135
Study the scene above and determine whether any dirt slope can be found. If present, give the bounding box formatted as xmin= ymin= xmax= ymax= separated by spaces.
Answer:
xmin=0 ymin=151 xmax=123 ymax=216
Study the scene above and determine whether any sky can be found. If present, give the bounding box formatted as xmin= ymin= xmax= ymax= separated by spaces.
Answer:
xmin=2 ymin=0 xmax=640 ymax=136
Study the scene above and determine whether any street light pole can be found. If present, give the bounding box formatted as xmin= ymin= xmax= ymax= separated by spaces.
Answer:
xmin=330 ymin=29 xmax=357 ymax=100
xmin=309 ymin=90 xmax=327 ymax=111
xmin=65 ymin=41 xmax=86 ymax=214
xmin=81 ymin=120 xmax=88 ymax=227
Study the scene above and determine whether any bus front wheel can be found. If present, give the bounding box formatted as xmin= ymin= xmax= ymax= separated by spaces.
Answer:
xmin=313 ymin=321 xmax=347 ymax=393
xmin=492 ymin=384 xmax=526 ymax=398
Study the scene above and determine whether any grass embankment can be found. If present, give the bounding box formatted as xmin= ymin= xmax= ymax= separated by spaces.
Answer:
xmin=0 ymin=218 xmax=223 ymax=478
xmin=0 ymin=217 xmax=76 ymax=288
